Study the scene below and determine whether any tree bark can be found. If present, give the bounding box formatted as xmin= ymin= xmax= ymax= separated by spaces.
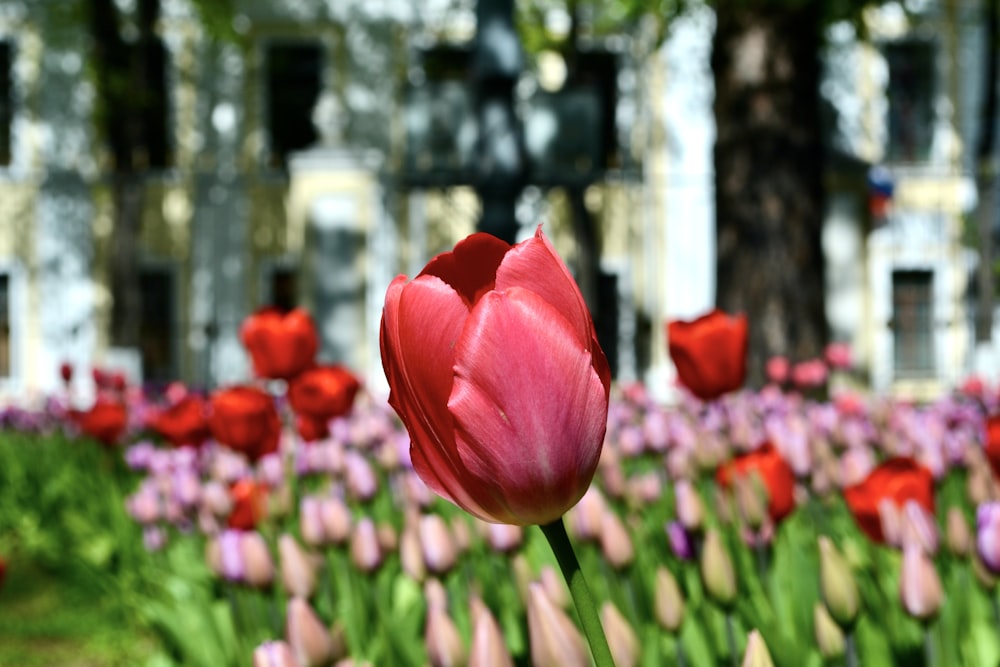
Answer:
xmin=712 ymin=2 xmax=828 ymax=385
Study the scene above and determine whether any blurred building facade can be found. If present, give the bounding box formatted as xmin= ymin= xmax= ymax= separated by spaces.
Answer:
xmin=0 ymin=0 xmax=659 ymax=402
xmin=0 ymin=0 xmax=994 ymax=403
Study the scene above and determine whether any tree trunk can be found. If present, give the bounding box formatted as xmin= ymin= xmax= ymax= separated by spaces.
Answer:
xmin=712 ymin=3 xmax=828 ymax=385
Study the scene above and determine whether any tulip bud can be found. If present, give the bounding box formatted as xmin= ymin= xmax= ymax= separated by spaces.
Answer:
xmin=977 ymin=501 xmax=1000 ymax=574
xmin=946 ymin=506 xmax=971 ymax=557
xmin=469 ymin=598 xmax=514 ymax=667
xmin=526 ymin=582 xmax=590 ymax=667
xmin=399 ymin=525 xmax=426 ymax=582
xmin=538 ymin=565 xmax=570 ymax=610
xmin=450 ymin=515 xmax=472 ymax=554
xmin=299 ymin=496 xmax=326 ymax=547
xmin=654 ymin=566 xmax=685 ymax=633
xmin=425 ymin=578 xmax=450 ymax=611
xmin=420 ymin=514 xmax=458 ymax=575
xmin=813 ymin=603 xmax=845 ymax=659
xmin=666 ymin=521 xmax=696 ymax=561
xmin=900 ymin=499 xmax=938 ymax=555
xmin=241 ymin=530 xmax=275 ymax=588
xmin=818 ymin=536 xmax=859 ymax=628
xmin=320 ymin=496 xmax=353 ymax=545
xmin=567 ymin=486 xmax=607 ymax=542
xmin=253 ymin=640 xmax=298 ymax=667
xmin=484 ymin=521 xmax=523 ymax=554
xmin=900 ymin=543 xmax=943 ymax=621
xmin=350 ymin=518 xmax=383 ymax=573
xmin=674 ymin=479 xmax=705 ymax=532
xmin=278 ymin=534 xmax=318 ymax=599
xmin=377 ymin=521 xmax=398 ymax=553
xmin=286 ymin=597 xmax=335 ymax=667
xmin=700 ymin=529 xmax=737 ymax=608
xmin=600 ymin=510 xmax=635 ymax=570
xmin=202 ymin=480 xmax=234 ymax=517
xmin=733 ymin=474 xmax=768 ymax=530
xmin=601 ymin=602 xmax=640 ymax=667
xmin=425 ymin=602 xmax=467 ymax=667
xmin=344 ymin=450 xmax=378 ymax=502
xmin=741 ymin=629 xmax=775 ymax=667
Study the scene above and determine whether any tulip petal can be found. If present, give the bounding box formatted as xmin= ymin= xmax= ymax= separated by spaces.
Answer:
xmin=380 ymin=274 xmax=504 ymax=520
xmin=494 ymin=228 xmax=593 ymax=347
xmin=449 ymin=287 xmax=608 ymax=525
xmin=419 ymin=232 xmax=510 ymax=306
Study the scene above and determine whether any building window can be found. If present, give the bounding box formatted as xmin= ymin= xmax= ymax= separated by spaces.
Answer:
xmin=270 ymin=266 xmax=298 ymax=312
xmin=0 ymin=40 xmax=12 ymax=167
xmin=884 ymin=39 xmax=936 ymax=164
xmin=266 ymin=42 xmax=323 ymax=168
xmin=0 ymin=273 xmax=9 ymax=378
xmin=140 ymin=38 xmax=171 ymax=169
xmin=140 ymin=268 xmax=174 ymax=383
xmin=892 ymin=269 xmax=934 ymax=377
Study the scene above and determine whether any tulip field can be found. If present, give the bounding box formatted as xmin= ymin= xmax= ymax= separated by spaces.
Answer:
xmin=5 ymin=232 xmax=1000 ymax=666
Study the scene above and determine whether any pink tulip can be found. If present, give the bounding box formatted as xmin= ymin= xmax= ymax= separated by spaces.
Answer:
xmin=380 ymin=228 xmax=611 ymax=525
xmin=419 ymin=514 xmax=458 ymax=575
xmin=425 ymin=603 xmax=467 ymax=667
xmin=253 ymin=640 xmax=298 ymax=667
xmin=278 ymin=534 xmax=319 ymax=599
xmin=469 ymin=598 xmax=514 ymax=667
xmin=286 ymin=597 xmax=336 ymax=667
xmin=977 ymin=502 xmax=1000 ymax=573
xmin=899 ymin=543 xmax=943 ymax=621
xmin=526 ymin=582 xmax=590 ymax=667
xmin=350 ymin=517 xmax=383 ymax=573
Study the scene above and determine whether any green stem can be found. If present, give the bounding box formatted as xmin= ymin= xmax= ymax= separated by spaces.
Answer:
xmin=540 ymin=518 xmax=615 ymax=667
xmin=725 ymin=612 xmax=739 ymax=667
xmin=845 ymin=631 xmax=859 ymax=667
xmin=924 ymin=624 xmax=936 ymax=667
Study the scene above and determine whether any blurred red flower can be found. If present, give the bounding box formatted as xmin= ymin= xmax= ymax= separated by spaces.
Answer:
xmin=146 ymin=393 xmax=211 ymax=448
xmin=288 ymin=365 xmax=361 ymax=441
xmin=985 ymin=414 xmax=1000 ymax=480
xmin=843 ymin=457 xmax=935 ymax=543
xmin=71 ymin=398 xmax=128 ymax=447
xmin=59 ymin=361 xmax=73 ymax=385
xmin=228 ymin=479 xmax=269 ymax=530
xmin=209 ymin=386 xmax=281 ymax=462
xmin=667 ymin=309 xmax=748 ymax=401
xmin=716 ymin=442 xmax=797 ymax=523
xmin=240 ymin=307 xmax=319 ymax=381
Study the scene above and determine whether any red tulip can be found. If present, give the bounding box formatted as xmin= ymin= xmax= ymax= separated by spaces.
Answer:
xmin=715 ymin=442 xmax=796 ymax=523
xmin=209 ymin=386 xmax=281 ymax=462
xmin=295 ymin=415 xmax=330 ymax=443
xmin=843 ymin=457 xmax=935 ymax=543
xmin=667 ymin=309 xmax=748 ymax=401
xmin=228 ymin=479 xmax=269 ymax=530
xmin=288 ymin=365 xmax=361 ymax=441
xmin=146 ymin=393 xmax=211 ymax=448
xmin=71 ymin=398 xmax=128 ymax=446
xmin=984 ymin=415 xmax=1000 ymax=480
xmin=59 ymin=361 xmax=74 ymax=385
xmin=380 ymin=228 xmax=611 ymax=525
xmin=240 ymin=307 xmax=319 ymax=380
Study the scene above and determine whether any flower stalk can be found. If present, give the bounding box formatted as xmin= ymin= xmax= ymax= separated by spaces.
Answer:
xmin=540 ymin=518 xmax=615 ymax=667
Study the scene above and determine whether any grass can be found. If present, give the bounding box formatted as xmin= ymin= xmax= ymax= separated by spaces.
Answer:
xmin=0 ymin=559 xmax=166 ymax=667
